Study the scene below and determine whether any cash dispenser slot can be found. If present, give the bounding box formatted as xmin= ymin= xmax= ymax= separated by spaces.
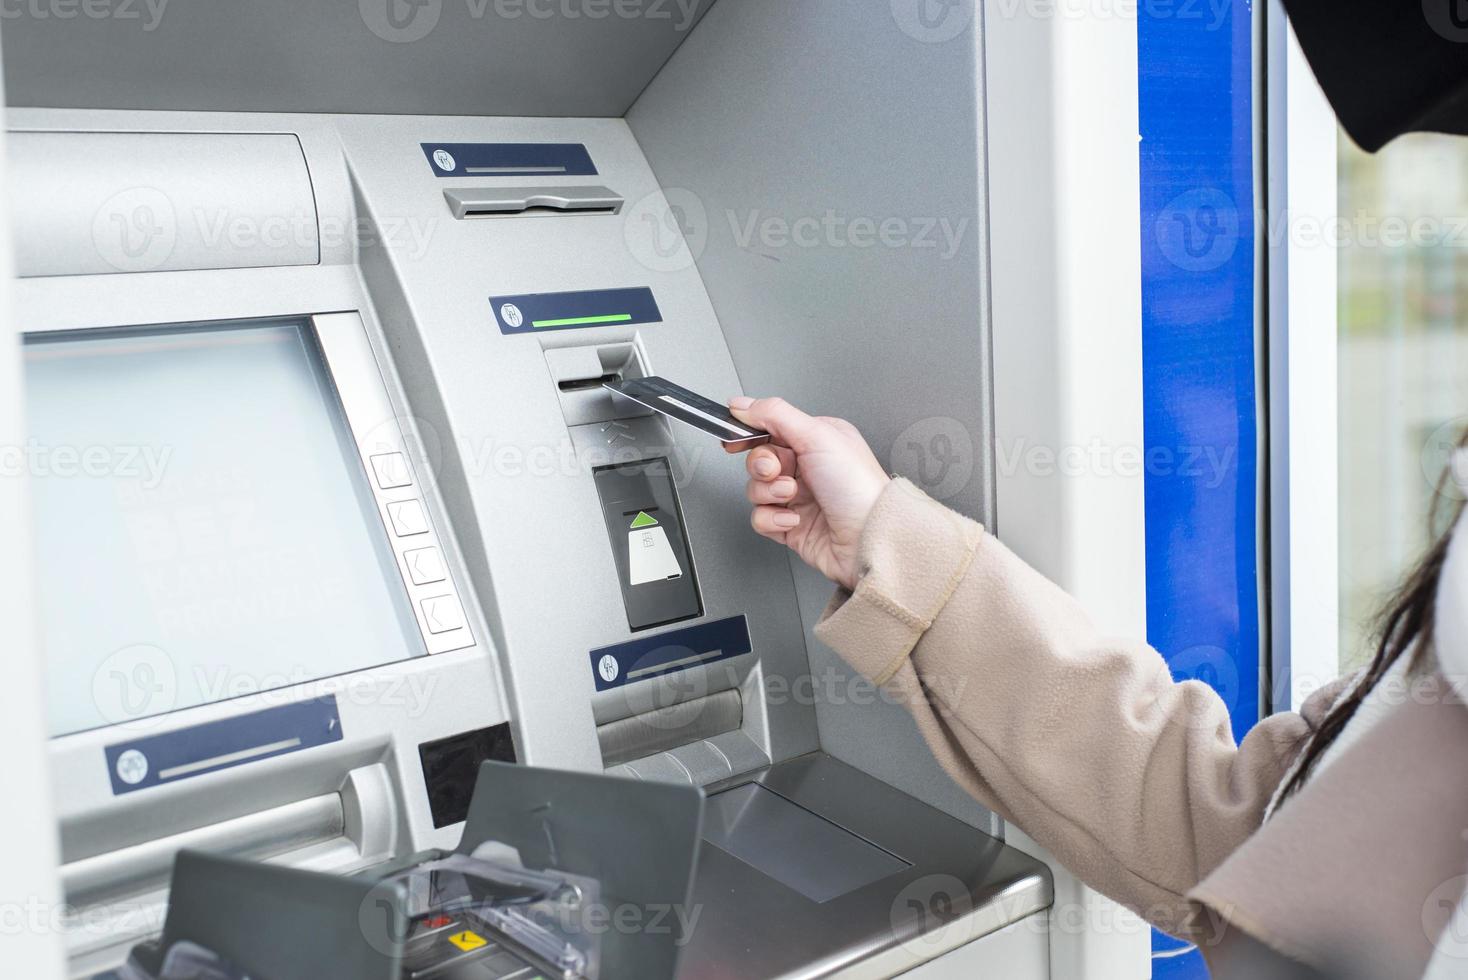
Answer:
xmin=596 ymin=688 xmax=744 ymax=768
xmin=443 ymin=186 xmax=623 ymax=219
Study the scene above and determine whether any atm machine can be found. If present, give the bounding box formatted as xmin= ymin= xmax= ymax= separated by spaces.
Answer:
xmin=0 ymin=1 xmax=1150 ymax=978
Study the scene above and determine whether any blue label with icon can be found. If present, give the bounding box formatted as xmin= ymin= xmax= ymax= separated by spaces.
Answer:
xmin=490 ymin=287 xmax=662 ymax=335
xmin=590 ymin=615 xmax=751 ymax=692
xmin=104 ymin=697 xmax=342 ymax=795
xmin=421 ymin=143 xmax=597 ymax=178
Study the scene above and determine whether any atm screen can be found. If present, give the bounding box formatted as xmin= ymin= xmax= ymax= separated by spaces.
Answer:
xmin=24 ymin=318 xmax=426 ymax=737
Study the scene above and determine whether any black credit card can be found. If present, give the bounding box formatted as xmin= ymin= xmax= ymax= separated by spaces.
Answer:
xmin=603 ymin=376 xmax=771 ymax=451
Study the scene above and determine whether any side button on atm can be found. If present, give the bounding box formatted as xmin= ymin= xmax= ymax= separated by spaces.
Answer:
xmin=370 ymin=451 xmax=413 ymax=489
xmin=405 ymin=546 xmax=448 ymax=585
xmin=387 ymin=499 xmax=431 ymax=536
xmin=421 ymin=594 xmax=466 ymax=634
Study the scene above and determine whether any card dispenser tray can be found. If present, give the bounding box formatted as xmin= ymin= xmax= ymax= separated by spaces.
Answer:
xmin=442 ymin=186 xmax=624 ymax=219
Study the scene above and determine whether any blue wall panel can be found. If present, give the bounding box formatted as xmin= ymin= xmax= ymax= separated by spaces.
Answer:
xmin=1138 ymin=0 xmax=1260 ymax=973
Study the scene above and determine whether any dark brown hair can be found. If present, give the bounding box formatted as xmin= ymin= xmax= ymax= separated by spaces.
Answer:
xmin=1277 ymin=431 xmax=1467 ymax=803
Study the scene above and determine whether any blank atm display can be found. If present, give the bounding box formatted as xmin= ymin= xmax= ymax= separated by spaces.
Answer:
xmin=24 ymin=319 xmax=426 ymax=737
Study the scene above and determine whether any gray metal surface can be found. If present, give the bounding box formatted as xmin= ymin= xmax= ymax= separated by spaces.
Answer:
xmin=702 ymin=782 xmax=910 ymax=903
xmin=60 ymin=794 xmax=344 ymax=901
xmin=683 ymin=754 xmax=1052 ymax=979
xmin=628 ymin=0 xmax=1000 ymax=833
xmin=1 ymin=0 xmax=711 ymax=117
xmin=8 ymin=131 xmax=317 ymax=276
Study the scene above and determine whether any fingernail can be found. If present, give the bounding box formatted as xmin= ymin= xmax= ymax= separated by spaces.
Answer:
xmin=773 ymin=511 xmax=799 ymax=529
xmin=772 ymin=478 xmax=794 ymax=497
xmin=755 ymin=458 xmax=778 ymax=477
xmin=729 ymin=396 xmax=754 ymax=411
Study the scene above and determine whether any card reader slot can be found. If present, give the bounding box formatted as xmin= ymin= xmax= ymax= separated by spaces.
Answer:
xmin=545 ymin=342 xmax=651 ymax=426
xmin=443 ymin=185 xmax=624 ymax=219
xmin=557 ymin=372 xmax=622 ymax=393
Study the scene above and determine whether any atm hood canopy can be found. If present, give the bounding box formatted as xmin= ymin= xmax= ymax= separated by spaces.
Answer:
xmin=0 ymin=0 xmax=713 ymax=117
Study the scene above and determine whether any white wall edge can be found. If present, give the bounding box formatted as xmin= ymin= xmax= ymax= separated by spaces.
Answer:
xmin=1266 ymin=0 xmax=1340 ymax=710
xmin=0 ymin=20 xmax=68 ymax=980
xmin=981 ymin=0 xmax=1150 ymax=975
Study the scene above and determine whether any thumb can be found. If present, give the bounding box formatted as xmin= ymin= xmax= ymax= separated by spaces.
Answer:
xmin=729 ymin=396 xmax=831 ymax=454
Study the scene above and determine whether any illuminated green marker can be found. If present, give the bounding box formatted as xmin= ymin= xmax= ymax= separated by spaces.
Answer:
xmin=532 ymin=313 xmax=633 ymax=328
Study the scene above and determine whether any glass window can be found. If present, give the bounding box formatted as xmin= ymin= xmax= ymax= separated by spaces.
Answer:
xmin=1338 ymin=132 xmax=1468 ymax=672
xmin=25 ymin=319 xmax=426 ymax=736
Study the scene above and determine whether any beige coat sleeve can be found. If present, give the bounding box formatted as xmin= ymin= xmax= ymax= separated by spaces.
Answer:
xmin=814 ymin=479 xmax=1345 ymax=937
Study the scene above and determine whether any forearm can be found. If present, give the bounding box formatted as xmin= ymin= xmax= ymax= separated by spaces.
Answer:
xmin=815 ymin=479 xmax=1311 ymax=934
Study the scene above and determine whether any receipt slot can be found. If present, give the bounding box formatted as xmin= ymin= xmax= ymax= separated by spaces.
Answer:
xmin=593 ymin=460 xmax=702 ymax=631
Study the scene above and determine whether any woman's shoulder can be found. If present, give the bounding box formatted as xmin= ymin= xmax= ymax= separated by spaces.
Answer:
xmin=1192 ymin=678 xmax=1468 ymax=978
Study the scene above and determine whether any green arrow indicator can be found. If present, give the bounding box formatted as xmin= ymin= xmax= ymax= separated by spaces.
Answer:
xmin=629 ymin=511 xmax=659 ymax=529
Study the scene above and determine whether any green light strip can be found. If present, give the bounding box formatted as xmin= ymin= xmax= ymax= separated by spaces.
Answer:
xmin=532 ymin=313 xmax=634 ymax=328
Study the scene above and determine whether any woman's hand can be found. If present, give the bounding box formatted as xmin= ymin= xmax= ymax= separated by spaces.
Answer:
xmin=728 ymin=396 xmax=890 ymax=592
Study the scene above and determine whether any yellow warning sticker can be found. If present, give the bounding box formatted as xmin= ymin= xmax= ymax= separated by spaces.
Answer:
xmin=447 ymin=930 xmax=488 ymax=952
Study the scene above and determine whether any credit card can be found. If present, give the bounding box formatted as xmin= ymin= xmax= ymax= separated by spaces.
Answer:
xmin=603 ymin=376 xmax=771 ymax=452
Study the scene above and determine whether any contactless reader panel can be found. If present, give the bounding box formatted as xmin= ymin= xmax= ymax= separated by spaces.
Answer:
xmin=593 ymin=459 xmax=702 ymax=632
